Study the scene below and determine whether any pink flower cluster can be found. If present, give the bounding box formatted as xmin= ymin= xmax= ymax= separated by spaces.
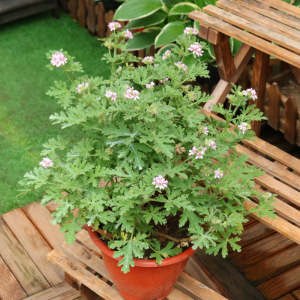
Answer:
xmin=124 ymin=86 xmax=139 ymax=100
xmin=39 ymin=158 xmax=53 ymax=168
xmin=105 ymin=90 xmax=117 ymax=101
xmin=146 ymin=82 xmax=155 ymax=89
xmin=160 ymin=76 xmax=169 ymax=83
xmin=108 ymin=22 xmax=121 ymax=31
xmin=184 ymin=27 xmax=198 ymax=35
xmin=152 ymin=175 xmax=168 ymax=190
xmin=174 ymin=62 xmax=188 ymax=71
xmin=189 ymin=146 xmax=207 ymax=159
xmin=205 ymin=140 xmax=217 ymax=150
xmin=214 ymin=170 xmax=224 ymax=179
xmin=242 ymin=88 xmax=257 ymax=100
xmin=162 ymin=50 xmax=172 ymax=60
xmin=76 ymin=83 xmax=89 ymax=93
xmin=50 ymin=52 xmax=67 ymax=67
xmin=142 ymin=56 xmax=153 ymax=64
xmin=203 ymin=127 xmax=209 ymax=135
xmin=188 ymin=43 xmax=203 ymax=57
xmin=238 ymin=122 xmax=248 ymax=134
xmin=123 ymin=29 xmax=133 ymax=39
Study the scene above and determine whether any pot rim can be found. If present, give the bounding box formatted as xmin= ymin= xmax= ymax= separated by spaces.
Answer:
xmin=87 ymin=226 xmax=197 ymax=267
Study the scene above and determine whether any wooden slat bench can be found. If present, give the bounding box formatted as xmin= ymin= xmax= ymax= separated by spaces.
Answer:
xmin=189 ymin=0 xmax=300 ymax=138
xmin=47 ymin=230 xmax=229 ymax=300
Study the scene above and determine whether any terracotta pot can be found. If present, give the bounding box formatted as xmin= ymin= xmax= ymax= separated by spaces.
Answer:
xmin=87 ymin=226 xmax=197 ymax=300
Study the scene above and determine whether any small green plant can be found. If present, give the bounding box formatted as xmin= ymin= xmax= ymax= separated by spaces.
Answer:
xmin=19 ymin=23 xmax=275 ymax=274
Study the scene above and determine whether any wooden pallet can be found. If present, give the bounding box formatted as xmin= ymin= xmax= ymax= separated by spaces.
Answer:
xmin=46 ymin=230 xmax=228 ymax=300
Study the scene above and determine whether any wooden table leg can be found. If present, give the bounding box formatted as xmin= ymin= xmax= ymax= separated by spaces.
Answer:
xmin=250 ymin=50 xmax=270 ymax=136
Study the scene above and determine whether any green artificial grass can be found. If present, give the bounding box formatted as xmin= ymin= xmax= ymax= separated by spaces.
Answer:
xmin=0 ymin=10 xmax=110 ymax=215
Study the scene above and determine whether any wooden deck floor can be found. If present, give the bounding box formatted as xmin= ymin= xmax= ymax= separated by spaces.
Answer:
xmin=1 ymin=200 xmax=300 ymax=300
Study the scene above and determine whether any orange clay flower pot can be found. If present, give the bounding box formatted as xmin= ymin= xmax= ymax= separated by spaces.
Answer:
xmin=87 ymin=226 xmax=197 ymax=300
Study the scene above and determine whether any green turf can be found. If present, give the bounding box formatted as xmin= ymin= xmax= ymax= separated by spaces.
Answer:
xmin=0 ymin=10 xmax=110 ymax=215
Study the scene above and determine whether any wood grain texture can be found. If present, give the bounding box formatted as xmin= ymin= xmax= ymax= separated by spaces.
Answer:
xmin=47 ymin=250 xmax=124 ymax=300
xmin=188 ymin=11 xmax=300 ymax=68
xmin=203 ymin=5 xmax=300 ymax=55
xmin=292 ymin=288 xmax=300 ymax=299
xmin=166 ymin=288 xmax=193 ymax=300
xmin=268 ymin=82 xmax=280 ymax=130
xmin=2 ymin=208 xmax=64 ymax=285
xmin=0 ymin=217 xmax=50 ymax=295
xmin=96 ymin=2 xmax=106 ymax=38
xmin=256 ymin=265 xmax=300 ymax=299
xmin=217 ymin=0 xmax=300 ymax=44
xmin=284 ymin=97 xmax=297 ymax=144
xmin=86 ymin=0 xmax=96 ymax=34
xmin=0 ymin=255 xmax=27 ymax=300
xmin=242 ymin=245 xmax=300 ymax=286
xmin=228 ymin=233 xmax=294 ymax=271
xmin=68 ymin=0 xmax=77 ymax=19
xmin=23 ymin=282 xmax=80 ymax=300
xmin=278 ymin=294 xmax=297 ymax=300
xmin=77 ymin=0 xmax=86 ymax=28
xmin=194 ymin=249 xmax=266 ymax=300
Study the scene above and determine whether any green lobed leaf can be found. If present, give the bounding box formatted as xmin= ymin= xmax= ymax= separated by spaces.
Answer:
xmin=114 ymin=0 xmax=164 ymax=21
xmin=155 ymin=21 xmax=186 ymax=48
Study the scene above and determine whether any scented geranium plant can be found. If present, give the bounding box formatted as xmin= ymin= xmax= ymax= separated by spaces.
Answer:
xmin=19 ymin=23 xmax=275 ymax=273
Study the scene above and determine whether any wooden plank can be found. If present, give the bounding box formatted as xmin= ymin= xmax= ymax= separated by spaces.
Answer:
xmin=22 ymin=201 xmax=85 ymax=267
xmin=76 ymin=229 xmax=102 ymax=255
xmin=228 ymin=232 xmax=294 ymax=271
xmin=250 ymin=49 xmax=269 ymax=135
xmin=0 ymin=255 xmax=27 ymax=300
xmin=234 ymin=144 xmax=300 ymax=192
xmin=208 ymin=28 xmax=226 ymax=45
xmin=166 ymin=288 xmax=193 ymax=300
xmin=194 ymin=249 xmax=267 ymax=300
xmin=188 ymin=11 xmax=300 ymax=68
xmin=212 ymin=36 xmax=235 ymax=81
xmin=243 ymin=199 xmax=300 ymax=245
xmin=279 ymin=294 xmax=297 ymax=300
xmin=230 ymin=0 xmax=300 ymax=31
xmin=68 ymin=0 xmax=77 ymax=19
xmin=217 ymin=0 xmax=300 ymax=44
xmin=242 ymin=245 xmax=300 ymax=286
xmin=292 ymin=288 xmax=300 ymax=299
xmin=77 ymin=0 xmax=86 ymax=28
xmin=2 ymin=209 xmax=64 ymax=285
xmin=203 ymin=5 xmax=300 ymax=55
xmin=256 ymin=265 xmax=300 ymax=299
xmin=96 ymin=2 xmax=106 ymax=38
xmin=62 ymin=241 xmax=112 ymax=281
xmin=105 ymin=11 xmax=114 ymax=37
xmin=255 ymin=0 xmax=300 ymax=19
xmin=199 ymin=24 xmax=209 ymax=40
xmin=204 ymin=43 xmax=255 ymax=111
xmin=47 ymin=250 xmax=124 ymax=300
xmin=284 ymin=97 xmax=297 ymax=144
xmin=0 ymin=217 xmax=50 ymax=295
xmin=175 ymin=272 xmax=228 ymax=300
xmin=268 ymin=82 xmax=280 ymax=130
xmin=23 ymin=282 xmax=80 ymax=300
xmin=86 ymin=0 xmax=96 ymax=35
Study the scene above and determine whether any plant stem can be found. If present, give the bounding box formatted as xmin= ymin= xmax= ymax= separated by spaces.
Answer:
xmin=155 ymin=232 xmax=197 ymax=243
xmin=66 ymin=71 xmax=74 ymax=84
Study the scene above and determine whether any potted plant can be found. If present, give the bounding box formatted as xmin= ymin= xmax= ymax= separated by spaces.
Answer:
xmin=18 ymin=23 xmax=275 ymax=300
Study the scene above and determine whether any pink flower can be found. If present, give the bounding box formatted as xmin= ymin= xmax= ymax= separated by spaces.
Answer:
xmin=105 ymin=90 xmax=117 ymax=101
xmin=242 ymin=88 xmax=257 ymax=100
xmin=188 ymin=43 xmax=203 ymax=57
xmin=238 ymin=122 xmax=248 ymax=134
xmin=162 ymin=50 xmax=172 ymax=60
xmin=51 ymin=52 xmax=67 ymax=67
xmin=132 ymin=90 xmax=139 ymax=100
xmin=108 ymin=22 xmax=121 ymax=31
xmin=123 ymin=29 xmax=133 ymax=39
xmin=174 ymin=62 xmax=187 ymax=71
xmin=142 ymin=56 xmax=153 ymax=64
xmin=189 ymin=146 xmax=206 ymax=159
xmin=184 ymin=27 xmax=198 ymax=35
xmin=152 ymin=175 xmax=168 ymax=190
xmin=205 ymin=140 xmax=217 ymax=150
xmin=76 ymin=83 xmax=89 ymax=93
xmin=203 ymin=127 xmax=209 ymax=135
xmin=214 ymin=170 xmax=224 ymax=179
xmin=146 ymin=82 xmax=155 ymax=89
xmin=39 ymin=158 xmax=53 ymax=168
